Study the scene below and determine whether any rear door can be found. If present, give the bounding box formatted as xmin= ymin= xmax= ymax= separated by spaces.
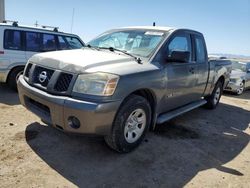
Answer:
xmin=25 ymin=32 xmax=57 ymax=60
xmin=25 ymin=31 xmax=42 ymax=60
xmin=162 ymin=31 xmax=198 ymax=111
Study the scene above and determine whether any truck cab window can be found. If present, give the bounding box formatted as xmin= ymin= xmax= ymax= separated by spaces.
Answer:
xmin=167 ymin=35 xmax=191 ymax=61
xmin=4 ymin=30 xmax=22 ymax=50
xmin=195 ymin=36 xmax=206 ymax=63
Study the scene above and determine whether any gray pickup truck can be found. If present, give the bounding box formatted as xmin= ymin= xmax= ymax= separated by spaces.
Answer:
xmin=17 ymin=26 xmax=231 ymax=152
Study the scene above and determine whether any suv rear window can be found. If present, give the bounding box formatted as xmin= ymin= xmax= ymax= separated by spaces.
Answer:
xmin=4 ymin=30 xmax=22 ymax=50
xmin=26 ymin=32 xmax=41 ymax=52
xmin=42 ymin=34 xmax=56 ymax=51
xmin=4 ymin=29 xmax=83 ymax=52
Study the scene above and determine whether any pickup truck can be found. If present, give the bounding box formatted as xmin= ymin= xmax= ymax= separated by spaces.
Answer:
xmin=17 ymin=26 xmax=231 ymax=153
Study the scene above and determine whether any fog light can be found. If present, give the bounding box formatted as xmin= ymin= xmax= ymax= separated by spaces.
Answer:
xmin=68 ymin=116 xmax=81 ymax=129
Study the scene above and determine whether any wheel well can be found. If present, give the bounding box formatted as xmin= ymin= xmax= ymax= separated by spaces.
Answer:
xmin=130 ymin=89 xmax=157 ymax=130
xmin=7 ymin=66 xmax=25 ymax=83
xmin=217 ymin=76 xmax=225 ymax=87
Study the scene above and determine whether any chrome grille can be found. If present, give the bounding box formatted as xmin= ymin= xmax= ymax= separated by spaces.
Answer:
xmin=29 ymin=65 xmax=74 ymax=94
xmin=33 ymin=66 xmax=54 ymax=87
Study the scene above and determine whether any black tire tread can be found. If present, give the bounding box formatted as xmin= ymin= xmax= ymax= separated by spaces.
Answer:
xmin=104 ymin=94 xmax=151 ymax=153
xmin=205 ymin=81 xmax=223 ymax=109
xmin=8 ymin=67 xmax=24 ymax=91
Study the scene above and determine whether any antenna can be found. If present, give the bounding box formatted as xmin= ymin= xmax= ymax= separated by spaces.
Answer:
xmin=153 ymin=22 xmax=156 ymax=26
xmin=70 ymin=8 xmax=75 ymax=33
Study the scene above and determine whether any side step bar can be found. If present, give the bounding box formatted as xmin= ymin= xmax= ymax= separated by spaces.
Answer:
xmin=157 ymin=100 xmax=207 ymax=124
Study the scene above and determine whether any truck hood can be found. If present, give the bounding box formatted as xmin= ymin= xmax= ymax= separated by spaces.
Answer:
xmin=230 ymin=70 xmax=246 ymax=79
xmin=29 ymin=49 xmax=158 ymax=75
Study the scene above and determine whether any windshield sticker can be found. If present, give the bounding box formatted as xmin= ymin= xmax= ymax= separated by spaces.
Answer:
xmin=145 ymin=31 xmax=164 ymax=36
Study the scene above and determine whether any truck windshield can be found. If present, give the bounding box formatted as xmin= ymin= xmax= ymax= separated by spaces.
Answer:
xmin=88 ymin=30 xmax=166 ymax=58
xmin=232 ymin=61 xmax=247 ymax=72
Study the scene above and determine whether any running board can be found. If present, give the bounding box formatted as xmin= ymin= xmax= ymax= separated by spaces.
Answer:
xmin=157 ymin=100 xmax=207 ymax=124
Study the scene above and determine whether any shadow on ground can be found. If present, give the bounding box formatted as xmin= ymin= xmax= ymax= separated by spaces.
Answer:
xmin=0 ymin=83 xmax=20 ymax=105
xmin=25 ymin=101 xmax=250 ymax=187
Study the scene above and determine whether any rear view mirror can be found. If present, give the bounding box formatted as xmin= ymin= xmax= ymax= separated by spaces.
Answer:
xmin=247 ymin=69 xmax=250 ymax=73
xmin=166 ymin=51 xmax=190 ymax=63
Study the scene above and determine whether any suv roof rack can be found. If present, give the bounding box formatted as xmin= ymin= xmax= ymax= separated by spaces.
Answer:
xmin=3 ymin=20 xmax=18 ymax=27
xmin=41 ymin=25 xmax=59 ymax=32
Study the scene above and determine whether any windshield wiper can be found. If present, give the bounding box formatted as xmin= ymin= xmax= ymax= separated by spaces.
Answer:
xmin=99 ymin=47 xmax=142 ymax=64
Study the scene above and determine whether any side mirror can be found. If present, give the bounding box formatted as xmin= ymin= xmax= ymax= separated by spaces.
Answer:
xmin=166 ymin=51 xmax=190 ymax=63
xmin=247 ymin=68 xmax=250 ymax=73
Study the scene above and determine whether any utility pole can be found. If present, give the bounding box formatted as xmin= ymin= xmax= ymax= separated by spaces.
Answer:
xmin=0 ymin=0 xmax=5 ymax=23
xmin=70 ymin=8 xmax=75 ymax=33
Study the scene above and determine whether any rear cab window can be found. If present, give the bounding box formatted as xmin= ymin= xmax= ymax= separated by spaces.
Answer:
xmin=194 ymin=35 xmax=206 ymax=63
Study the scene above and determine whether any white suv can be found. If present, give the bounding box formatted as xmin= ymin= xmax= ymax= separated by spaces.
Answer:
xmin=0 ymin=22 xmax=84 ymax=89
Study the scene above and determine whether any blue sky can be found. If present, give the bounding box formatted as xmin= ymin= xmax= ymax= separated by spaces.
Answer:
xmin=5 ymin=0 xmax=250 ymax=56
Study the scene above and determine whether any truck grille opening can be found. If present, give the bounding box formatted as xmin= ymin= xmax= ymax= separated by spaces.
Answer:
xmin=54 ymin=73 xmax=73 ymax=92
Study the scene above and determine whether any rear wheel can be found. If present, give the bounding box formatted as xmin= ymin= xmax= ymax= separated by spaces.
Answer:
xmin=8 ymin=67 xmax=24 ymax=91
xmin=205 ymin=81 xmax=223 ymax=109
xmin=104 ymin=95 xmax=151 ymax=153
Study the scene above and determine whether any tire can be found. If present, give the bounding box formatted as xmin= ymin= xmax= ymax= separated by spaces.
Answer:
xmin=236 ymin=81 xmax=245 ymax=95
xmin=205 ymin=81 xmax=223 ymax=109
xmin=8 ymin=67 xmax=24 ymax=91
xmin=104 ymin=95 xmax=151 ymax=153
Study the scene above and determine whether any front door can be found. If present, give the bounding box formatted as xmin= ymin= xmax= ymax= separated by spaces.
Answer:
xmin=162 ymin=32 xmax=198 ymax=111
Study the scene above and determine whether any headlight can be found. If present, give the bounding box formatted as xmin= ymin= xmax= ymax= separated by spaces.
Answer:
xmin=73 ymin=73 xmax=119 ymax=96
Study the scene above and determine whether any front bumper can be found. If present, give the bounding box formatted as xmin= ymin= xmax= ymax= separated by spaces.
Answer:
xmin=224 ymin=81 xmax=241 ymax=92
xmin=17 ymin=76 xmax=121 ymax=135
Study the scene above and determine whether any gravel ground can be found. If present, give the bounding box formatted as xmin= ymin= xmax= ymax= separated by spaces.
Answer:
xmin=0 ymin=83 xmax=249 ymax=188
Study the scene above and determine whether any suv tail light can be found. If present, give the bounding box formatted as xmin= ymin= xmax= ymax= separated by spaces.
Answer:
xmin=0 ymin=51 xmax=4 ymax=54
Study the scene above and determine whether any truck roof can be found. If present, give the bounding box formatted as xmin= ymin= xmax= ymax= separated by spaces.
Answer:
xmin=121 ymin=26 xmax=175 ymax=31
xmin=121 ymin=26 xmax=203 ymax=36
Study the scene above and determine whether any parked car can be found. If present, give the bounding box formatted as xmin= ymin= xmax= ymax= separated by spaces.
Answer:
xmin=225 ymin=61 xmax=250 ymax=95
xmin=0 ymin=21 xmax=85 ymax=89
xmin=17 ymin=26 xmax=231 ymax=152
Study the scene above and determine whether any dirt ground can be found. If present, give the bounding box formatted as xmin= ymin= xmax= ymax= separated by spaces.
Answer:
xmin=0 ymin=83 xmax=249 ymax=188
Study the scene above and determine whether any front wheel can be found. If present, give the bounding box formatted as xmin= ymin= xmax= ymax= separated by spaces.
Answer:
xmin=205 ymin=81 xmax=223 ymax=109
xmin=104 ymin=95 xmax=151 ymax=153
